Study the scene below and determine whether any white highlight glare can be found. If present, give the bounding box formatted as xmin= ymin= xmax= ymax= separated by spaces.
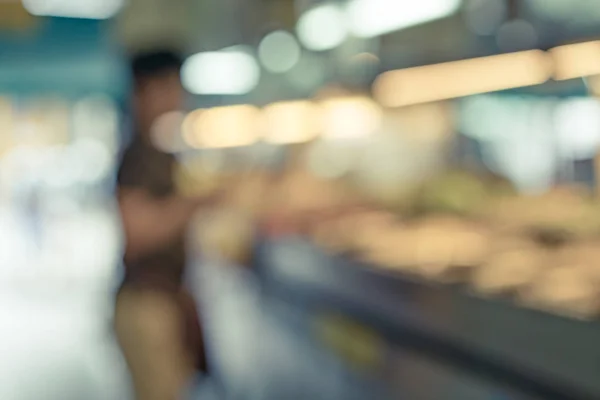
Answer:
xmin=556 ymin=99 xmax=600 ymax=160
xmin=347 ymin=0 xmax=462 ymax=38
xmin=22 ymin=0 xmax=124 ymax=19
xmin=258 ymin=31 xmax=301 ymax=73
xmin=182 ymin=49 xmax=260 ymax=95
xmin=297 ymin=4 xmax=348 ymax=51
xmin=69 ymin=138 xmax=112 ymax=183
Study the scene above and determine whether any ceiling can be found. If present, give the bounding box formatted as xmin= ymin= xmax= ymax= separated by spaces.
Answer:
xmin=116 ymin=0 xmax=294 ymax=53
xmin=112 ymin=0 xmax=600 ymax=104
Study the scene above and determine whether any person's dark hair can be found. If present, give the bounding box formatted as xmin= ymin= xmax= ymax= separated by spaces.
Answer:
xmin=130 ymin=49 xmax=184 ymax=88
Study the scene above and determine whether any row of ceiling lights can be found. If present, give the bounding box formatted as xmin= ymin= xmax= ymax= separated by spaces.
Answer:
xmin=152 ymin=36 xmax=600 ymax=152
xmin=181 ymin=0 xmax=465 ymax=95
xmin=376 ymin=40 xmax=600 ymax=108
xmin=151 ymin=96 xmax=388 ymax=151
xmin=19 ymin=0 xmax=600 ymax=99
xmin=176 ymin=39 xmax=600 ymax=151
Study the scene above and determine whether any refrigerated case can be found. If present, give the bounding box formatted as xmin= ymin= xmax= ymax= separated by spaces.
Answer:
xmin=251 ymin=237 xmax=600 ymax=400
xmin=182 ymin=92 xmax=600 ymax=399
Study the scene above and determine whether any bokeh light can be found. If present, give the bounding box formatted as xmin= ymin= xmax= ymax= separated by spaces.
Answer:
xmin=555 ymin=99 xmax=600 ymax=160
xmin=261 ymin=101 xmax=322 ymax=144
xmin=150 ymin=111 xmax=187 ymax=153
xmin=185 ymin=105 xmax=260 ymax=149
xmin=347 ymin=0 xmax=462 ymax=38
xmin=374 ymin=50 xmax=552 ymax=107
xmin=258 ymin=30 xmax=302 ymax=73
xmin=22 ymin=0 xmax=124 ymax=19
xmin=182 ymin=49 xmax=260 ymax=95
xmin=320 ymin=96 xmax=382 ymax=140
xmin=296 ymin=4 xmax=348 ymax=51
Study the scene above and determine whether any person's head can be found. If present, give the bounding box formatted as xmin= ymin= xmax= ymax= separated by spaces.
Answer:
xmin=130 ymin=49 xmax=185 ymax=136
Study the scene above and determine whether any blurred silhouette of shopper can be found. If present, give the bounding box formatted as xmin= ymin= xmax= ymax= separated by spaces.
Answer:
xmin=113 ymin=49 xmax=215 ymax=400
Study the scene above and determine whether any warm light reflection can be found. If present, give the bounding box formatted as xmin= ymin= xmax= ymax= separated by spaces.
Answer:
xmin=347 ymin=0 xmax=462 ymax=38
xmin=261 ymin=101 xmax=322 ymax=144
xmin=182 ymin=109 xmax=204 ymax=148
xmin=389 ymin=102 xmax=454 ymax=142
xmin=184 ymin=105 xmax=260 ymax=149
xmin=320 ymin=96 xmax=382 ymax=139
xmin=373 ymin=50 xmax=551 ymax=107
xmin=150 ymin=111 xmax=187 ymax=153
xmin=551 ymin=41 xmax=600 ymax=81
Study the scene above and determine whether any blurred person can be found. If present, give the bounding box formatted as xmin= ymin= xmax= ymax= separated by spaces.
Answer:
xmin=113 ymin=50 xmax=216 ymax=400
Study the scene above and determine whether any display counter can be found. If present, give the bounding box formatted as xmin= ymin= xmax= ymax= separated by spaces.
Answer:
xmin=253 ymin=236 xmax=600 ymax=400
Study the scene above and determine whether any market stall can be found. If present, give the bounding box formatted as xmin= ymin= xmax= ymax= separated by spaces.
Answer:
xmin=183 ymin=94 xmax=600 ymax=400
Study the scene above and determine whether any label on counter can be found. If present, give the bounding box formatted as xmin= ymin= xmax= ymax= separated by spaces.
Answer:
xmin=313 ymin=312 xmax=385 ymax=374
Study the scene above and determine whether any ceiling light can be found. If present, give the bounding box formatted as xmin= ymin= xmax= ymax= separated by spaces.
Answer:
xmin=258 ymin=30 xmax=301 ymax=73
xmin=347 ymin=0 xmax=462 ymax=38
xmin=551 ymin=41 xmax=600 ymax=81
xmin=374 ymin=50 xmax=551 ymax=107
xmin=261 ymin=101 xmax=321 ymax=144
xmin=297 ymin=4 xmax=348 ymax=51
xmin=22 ymin=0 xmax=124 ymax=19
xmin=182 ymin=48 xmax=260 ymax=95
xmin=185 ymin=105 xmax=260 ymax=149
xmin=320 ymin=97 xmax=382 ymax=140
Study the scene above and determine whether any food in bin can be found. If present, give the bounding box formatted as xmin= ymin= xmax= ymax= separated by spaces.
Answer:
xmin=185 ymin=142 xmax=600 ymax=321
xmin=390 ymin=218 xmax=485 ymax=281
xmin=472 ymin=247 xmax=547 ymax=296
xmin=519 ymin=266 xmax=600 ymax=319
xmin=556 ymin=241 xmax=600 ymax=284
xmin=485 ymin=187 xmax=600 ymax=240
xmin=311 ymin=209 xmax=398 ymax=254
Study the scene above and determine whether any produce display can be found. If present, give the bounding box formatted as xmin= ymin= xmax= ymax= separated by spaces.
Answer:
xmin=181 ymin=140 xmax=600 ymax=320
